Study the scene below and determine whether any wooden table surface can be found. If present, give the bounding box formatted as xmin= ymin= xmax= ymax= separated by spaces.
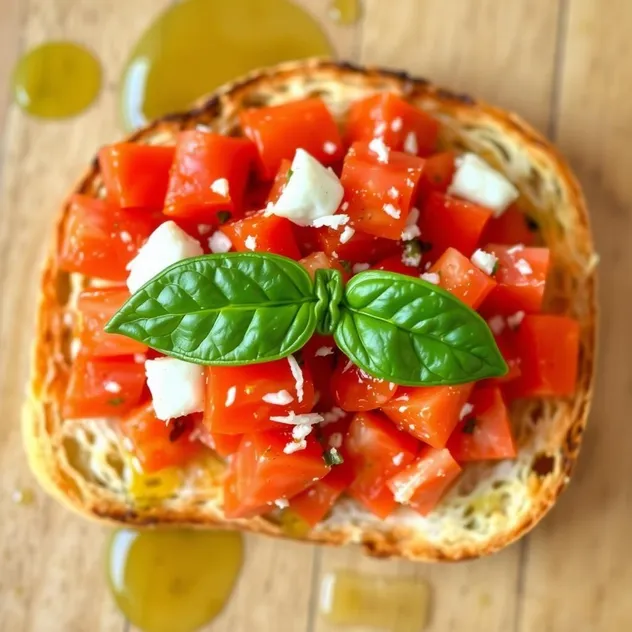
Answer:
xmin=0 ymin=1 xmax=630 ymax=631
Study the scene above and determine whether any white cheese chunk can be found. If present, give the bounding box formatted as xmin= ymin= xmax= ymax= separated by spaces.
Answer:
xmin=145 ymin=357 xmax=205 ymax=421
xmin=127 ymin=221 xmax=203 ymax=293
xmin=210 ymin=177 xmax=230 ymax=197
xmin=208 ymin=230 xmax=232 ymax=253
xmin=262 ymin=390 xmax=294 ymax=405
xmin=448 ymin=153 xmax=519 ymax=216
xmin=420 ymin=272 xmax=440 ymax=285
xmin=272 ymin=149 xmax=344 ymax=225
xmin=471 ymin=249 xmax=498 ymax=276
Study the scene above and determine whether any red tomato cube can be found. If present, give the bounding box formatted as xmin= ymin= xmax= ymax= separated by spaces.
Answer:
xmin=430 ymin=247 xmax=497 ymax=309
xmin=164 ymin=131 xmax=257 ymax=223
xmin=317 ymin=226 xmax=400 ymax=263
xmin=371 ymin=253 xmax=420 ymax=277
xmin=266 ymin=158 xmax=293 ymax=206
xmin=193 ymin=422 xmax=242 ymax=459
xmin=416 ymin=151 xmax=456 ymax=201
xmin=387 ymin=447 xmax=461 ymax=515
xmin=299 ymin=251 xmax=348 ymax=281
xmin=345 ymin=93 xmax=439 ymax=156
xmin=340 ymin=142 xmax=425 ymax=240
xmin=382 ymin=384 xmax=474 ymax=448
xmin=447 ymin=386 xmax=517 ymax=461
xmin=98 ymin=143 xmax=175 ymax=210
xmin=331 ymin=359 xmax=398 ymax=412
xmin=240 ymin=98 xmax=344 ymax=180
xmin=481 ymin=205 xmax=536 ymax=247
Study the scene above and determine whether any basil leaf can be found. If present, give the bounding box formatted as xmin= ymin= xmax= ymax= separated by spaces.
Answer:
xmin=334 ymin=271 xmax=507 ymax=385
xmin=106 ymin=253 xmax=317 ymax=365
xmin=313 ymin=268 xmax=343 ymax=335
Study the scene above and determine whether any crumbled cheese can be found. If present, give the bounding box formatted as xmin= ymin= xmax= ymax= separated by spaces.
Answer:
xmin=104 ymin=381 xmax=121 ymax=394
xmin=262 ymin=390 xmax=294 ymax=405
xmin=287 ymin=355 xmax=304 ymax=403
xmin=398 ymin=405 xmax=408 ymax=413
xmin=225 ymin=386 xmax=237 ymax=407
xmin=323 ymin=141 xmax=338 ymax=155
xmin=403 ymin=131 xmax=418 ymax=155
xmin=328 ymin=433 xmax=343 ymax=448
xmin=292 ymin=423 xmax=313 ymax=442
xmin=340 ymin=201 xmax=349 ymax=212
xmin=145 ymin=357 xmax=205 ymax=421
xmin=392 ymin=452 xmax=405 ymax=466
xmin=321 ymin=406 xmax=346 ymax=426
xmin=210 ymin=177 xmax=230 ymax=197
xmin=339 ymin=225 xmax=355 ymax=244
xmin=448 ymin=153 xmax=519 ymax=216
xmin=269 ymin=411 xmax=324 ymax=425
xmin=487 ymin=315 xmax=506 ymax=335
xmin=284 ymin=440 xmax=306 ymax=454
xmin=391 ymin=117 xmax=403 ymax=132
xmin=208 ymin=230 xmax=232 ymax=253
xmin=119 ymin=230 xmax=132 ymax=244
xmin=352 ymin=263 xmax=370 ymax=273
xmin=126 ymin=221 xmax=203 ymax=293
xmin=401 ymin=224 xmax=421 ymax=241
xmin=311 ymin=214 xmax=349 ymax=229
xmin=460 ymin=403 xmax=474 ymax=420
xmin=402 ymin=249 xmax=421 ymax=268
xmin=515 ymin=258 xmax=533 ymax=275
xmin=368 ymin=137 xmax=390 ymax=163
xmin=272 ymin=148 xmax=344 ymax=225
xmin=274 ymin=498 xmax=289 ymax=509
xmin=507 ymin=310 xmax=526 ymax=329
xmin=197 ymin=224 xmax=213 ymax=235
xmin=374 ymin=121 xmax=386 ymax=136
xmin=507 ymin=244 xmax=524 ymax=254
xmin=315 ymin=346 xmax=334 ymax=357
xmin=388 ymin=186 xmax=399 ymax=199
xmin=471 ymin=249 xmax=498 ymax=276
xmin=383 ymin=203 xmax=400 ymax=219
xmin=420 ymin=272 xmax=440 ymax=285
xmin=244 ymin=235 xmax=257 ymax=251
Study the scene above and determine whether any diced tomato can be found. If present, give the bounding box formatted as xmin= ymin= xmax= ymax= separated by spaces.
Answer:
xmin=482 ymin=205 xmax=535 ymax=247
xmin=371 ymin=253 xmax=420 ymax=276
xmin=63 ymin=355 xmax=146 ymax=418
xmin=482 ymin=245 xmax=550 ymax=314
xmin=416 ymin=151 xmax=456 ymax=201
xmin=506 ymin=315 xmax=580 ymax=398
xmin=219 ymin=212 xmax=301 ymax=259
xmin=387 ymin=447 xmax=461 ymax=515
xmin=75 ymin=287 xmax=147 ymax=357
xmin=240 ymin=98 xmax=344 ymax=179
xmin=317 ymin=227 xmax=399 ymax=264
xmin=204 ymin=359 xmax=315 ymax=434
xmin=193 ymin=423 xmax=242 ymax=458
xmin=382 ymin=384 xmax=474 ymax=448
xmin=58 ymin=195 xmax=159 ymax=281
xmin=289 ymin=462 xmax=355 ymax=526
xmin=222 ymin=461 xmax=270 ymax=519
xmin=302 ymin=334 xmax=338 ymax=413
xmin=487 ymin=326 xmax=522 ymax=385
xmin=119 ymin=403 xmax=202 ymax=473
xmin=98 ymin=143 xmax=175 ymax=210
xmin=447 ymin=386 xmax=516 ymax=461
xmin=429 ymin=247 xmax=497 ymax=309
xmin=345 ymin=93 xmax=439 ymax=156
xmin=224 ymin=430 xmax=331 ymax=518
xmin=299 ymin=251 xmax=347 ymax=280
xmin=346 ymin=411 xmax=418 ymax=518
xmin=419 ymin=192 xmax=493 ymax=262
xmin=340 ymin=142 xmax=424 ymax=239
xmin=266 ymin=158 xmax=293 ymax=205
xmin=331 ymin=359 xmax=397 ymax=412
xmin=163 ymin=131 xmax=257 ymax=223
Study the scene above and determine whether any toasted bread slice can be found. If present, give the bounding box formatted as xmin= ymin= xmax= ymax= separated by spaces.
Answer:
xmin=23 ymin=60 xmax=597 ymax=561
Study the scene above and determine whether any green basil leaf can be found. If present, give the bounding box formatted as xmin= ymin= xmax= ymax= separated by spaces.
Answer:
xmin=334 ymin=271 xmax=507 ymax=385
xmin=106 ymin=253 xmax=317 ymax=365
xmin=313 ymin=268 xmax=343 ymax=335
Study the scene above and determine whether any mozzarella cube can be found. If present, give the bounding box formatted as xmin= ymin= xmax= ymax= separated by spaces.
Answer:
xmin=127 ymin=221 xmax=203 ymax=293
xmin=272 ymin=149 xmax=344 ymax=225
xmin=145 ymin=357 xmax=205 ymax=420
xmin=448 ymin=153 xmax=518 ymax=216
xmin=471 ymin=249 xmax=498 ymax=275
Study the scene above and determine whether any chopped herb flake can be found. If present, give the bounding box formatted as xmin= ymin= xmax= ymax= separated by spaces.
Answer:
xmin=323 ymin=447 xmax=344 ymax=466
xmin=217 ymin=210 xmax=232 ymax=224
xmin=462 ymin=418 xmax=477 ymax=434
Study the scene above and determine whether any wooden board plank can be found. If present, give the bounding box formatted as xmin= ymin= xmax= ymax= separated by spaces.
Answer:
xmin=519 ymin=1 xmax=632 ymax=630
xmin=314 ymin=2 xmax=563 ymax=631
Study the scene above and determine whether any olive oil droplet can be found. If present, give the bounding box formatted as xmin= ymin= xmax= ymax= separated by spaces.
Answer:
xmin=319 ymin=570 xmax=431 ymax=631
xmin=12 ymin=42 xmax=101 ymax=118
xmin=329 ymin=0 xmax=362 ymax=25
xmin=11 ymin=488 xmax=35 ymax=505
xmin=107 ymin=529 xmax=243 ymax=632
xmin=120 ymin=0 xmax=333 ymax=131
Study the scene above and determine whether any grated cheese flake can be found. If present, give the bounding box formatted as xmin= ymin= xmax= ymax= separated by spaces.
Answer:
xmin=403 ymin=131 xmax=418 ymax=155
xmin=225 ymin=386 xmax=237 ymax=407
xmin=262 ymin=390 xmax=294 ymax=405
xmin=210 ymin=177 xmax=230 ymax=197
xmin=339 ymin=225 xmax=355 ymax=244
xmin=368 ymin=137 xmax=390 ymax=163
xmin=244 ymin=235 xmax=257 ymax=251
xmin=287 ymin=355 xmax=304 ymax=403
xmin=420 ymin=272 xmax=440 ymax=285
xmin=383 ymin=203 xmax=401 ymax=219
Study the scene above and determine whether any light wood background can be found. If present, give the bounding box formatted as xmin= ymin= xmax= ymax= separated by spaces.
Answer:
xmin=0 ymin=1 xmax=629 ymax=630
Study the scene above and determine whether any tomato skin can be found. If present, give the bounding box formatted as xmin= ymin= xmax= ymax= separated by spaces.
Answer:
xmin=416 ymin=151 xmax=456 ymax=201
xmin=419 ymin=192 xmax=493 ymax=262
xmin=164 ymin=131 xmax=257 ymax=222
xmin=76 ymin=287 xmax=147 ymax=357
xmin=98 ymin=143 xmax=175 ymax=210
xmin=387 ymin=447 xmax=461 ymax=515
xmin=382 ymin=384 xmax=474 ymax=448
xmin=481 ymin=205 xmax=536 ymax=247
xmin=346 ymin=411 xmax=419 ymax=518
xmin=289 ymin=463 xmax=355 ymax=527
xmin=482 ymin=245 xmax=550 ymax=314
xmin=299 ymin=251 xmax=348 ymax=281
xmin=58 ymin=195 xmax=159 ymax=281
xmin=266 ymin=158 xmax=293 ymax=205
xmin=447 ymin=386 xmax=516 ymax=461
xmin=345 ymin=93 xmax=439 ymax=156
xmin=331 ymin=359 xmax=397 ymax=412
xmin=429 ymin=247 xmax=497 ymax=309
xmin=119 ymin=403 xmax=202 ymax=473
xmin=340 ymin=142 xmax=425 ymax=240
xmin=486 ymin=327 xmax=522 ymax=385
xmin=506 ymin=315 xmax=580 ymax=398
xmin=371 ymin=253 xmax=420 ymax=276
xmin=63 ymin=355 xmax=146 ymax=419
xmin=317 ymin=227 xmax=399 ymax=264
xmin=225 ymin=429 xmax=331 ymax=518
xmin=203 ymin=359 xmax=315 ymax=434
xmin=219 ymin=212 xmax=301 ymax=259
xmin=301 ymin=334 xmax=338 ymax=413
xmin=193 ymin=422 xmax=242 ymax=458
xmin=240 ymin=98 xmax=344 ymax=180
